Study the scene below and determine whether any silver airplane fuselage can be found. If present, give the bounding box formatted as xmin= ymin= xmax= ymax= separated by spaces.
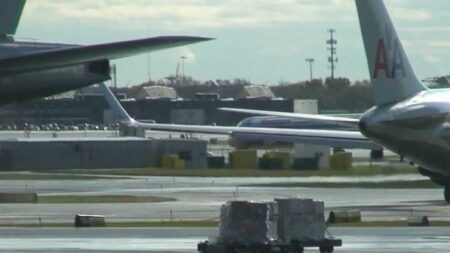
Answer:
xmin=229 ymin=116 xmax=356 ymax=149
xmin=360 ymin=89 xmax=450 ymax=177
xmin=0 ymin=39 xmax=110 ymax=105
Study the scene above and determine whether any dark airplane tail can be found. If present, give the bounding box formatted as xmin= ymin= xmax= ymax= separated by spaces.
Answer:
xmin=0 ymin=0 xmax=26 ymax=36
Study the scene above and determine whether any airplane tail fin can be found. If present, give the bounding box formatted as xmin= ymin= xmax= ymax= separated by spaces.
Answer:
xmin=99 ymin=83 xmax=134 ymax=123
xmin=0 ymin=0 xmax=26 ymax=36
xmin=355 ymin=0 xmax=427 ymax=106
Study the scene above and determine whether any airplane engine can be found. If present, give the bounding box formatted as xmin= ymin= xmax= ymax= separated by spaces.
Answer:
xmin=0 ymin=59 xmax=110 ymax=105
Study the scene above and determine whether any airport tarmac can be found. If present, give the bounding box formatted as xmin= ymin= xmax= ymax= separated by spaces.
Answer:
xmin=0 ymin=174 xmax=447 ymax=224
xmin=0 ymin=131 xmax=444 ymax=251
xmin=0 ymin=227 xmax=450 ymax=252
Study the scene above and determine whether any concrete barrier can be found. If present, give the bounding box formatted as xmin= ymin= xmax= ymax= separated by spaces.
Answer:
xmin=328 ymin=210 xmax=361 ymax=224
xmin=408 ymin=216 xmax=429 ymax=226
xmin=230 ymin=150 xmax=257 ymax=170
xmin=329 ymin=152 xmax=352 ymax=171
xmin=161 ymin=154 xmax=185 ymax=169
xmin=0 ymin=193 xmax=37 ymax=203
xmin=74 ymin=214 xmax=106 ymax=227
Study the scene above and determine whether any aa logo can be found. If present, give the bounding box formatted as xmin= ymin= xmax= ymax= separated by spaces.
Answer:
xmin=373 ymin=25 xmax=406 ymax=79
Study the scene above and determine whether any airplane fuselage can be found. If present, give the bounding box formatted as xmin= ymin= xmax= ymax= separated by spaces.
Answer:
xmin=230 ymin=116 xmax=356 ymax=149
xmin=360 ymin=89 xmax=450 ymax=178
xmin=237 ymin=116 xmax=355 ymax=130
xmin=0 ymin=40 xmax=110 ymax=105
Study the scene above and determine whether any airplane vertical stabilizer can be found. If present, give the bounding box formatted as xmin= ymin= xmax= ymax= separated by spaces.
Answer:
xmin=0 ymin=0 xmax=26 ymax=36
xmin=355 ymin=0 xmax=427 ymax=106
xmin=99 ymin=83 xmax=134 ymax=123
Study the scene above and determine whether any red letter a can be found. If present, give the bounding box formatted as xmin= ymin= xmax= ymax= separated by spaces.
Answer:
xmin=373 ymin=39 xmax=389 ymax=79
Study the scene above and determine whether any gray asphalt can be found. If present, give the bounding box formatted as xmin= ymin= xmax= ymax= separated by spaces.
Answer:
xmin=0 ymin=174 xmax=447 ymax=224
xmin=0 ymin=227 xmax=449 ymax=252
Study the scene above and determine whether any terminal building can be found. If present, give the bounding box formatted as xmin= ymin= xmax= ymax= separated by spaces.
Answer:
xmin=0 ymin=85 xmax=305 ymax=128
xmin=0 ymin=84 xmax=338 ymax=172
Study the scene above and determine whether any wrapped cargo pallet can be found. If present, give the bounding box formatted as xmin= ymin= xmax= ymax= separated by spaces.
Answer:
xmin=267 ymin=201 xmax=278 ymax=240
xmin=218 ymin=201 xmax=276 ymax=243
xmin=229 ymin=150 xmax=257 ymax=170
xmin=275 ymin=198 xmax=325 ymax=241
xmin=329 ymin=152 xmax=352 ymax=171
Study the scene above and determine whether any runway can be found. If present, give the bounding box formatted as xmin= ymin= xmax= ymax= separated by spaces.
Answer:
xmin=0 ymin=174 xmax=447 ymax=224
xmin=1 ymin=227 xmax=449 ymax=252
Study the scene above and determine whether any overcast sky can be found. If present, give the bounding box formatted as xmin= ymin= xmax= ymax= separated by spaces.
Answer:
xmin=17 ymin=0 xmax=450 ymax=86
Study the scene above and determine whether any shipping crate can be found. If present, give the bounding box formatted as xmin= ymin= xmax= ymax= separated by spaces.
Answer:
xmin=218 ymin=201 xmax=276 ymax=243
xmin=275 ymin=198 xmax=325 ymax=241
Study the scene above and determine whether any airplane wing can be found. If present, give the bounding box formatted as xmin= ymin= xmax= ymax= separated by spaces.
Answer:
xmin=138 ymin=122 xmax=379 ymax=150
xmin=219 ymin=107 xmax=360 ymax=126
xmin=0 ymin=36 xmax=212 ymax=74
xmin=99 ymin=83 xmax=377 ymax=150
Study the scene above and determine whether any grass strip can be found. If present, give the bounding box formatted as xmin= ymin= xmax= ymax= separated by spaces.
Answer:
xmin=38 ymin=195 xmax=176 ymax=204
xmin=247 ymin=180 xmax=440 ymax=189
xmin=39 ymin=165 xmax=419 ymax=178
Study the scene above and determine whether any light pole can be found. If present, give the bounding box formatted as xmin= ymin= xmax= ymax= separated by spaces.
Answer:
xmin=327 ymin=29 xmax=338 ymax=80
xmin=180 ymin=56 xmax=187 ymax=85
xmin=147 ymin=54 xmax=151 ymax=82
xmin=305 ymin=58 xmax=315 ymax=81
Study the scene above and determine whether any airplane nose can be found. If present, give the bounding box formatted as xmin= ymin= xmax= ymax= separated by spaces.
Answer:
xmin=358 ymin=114 xmax=377 ymax=139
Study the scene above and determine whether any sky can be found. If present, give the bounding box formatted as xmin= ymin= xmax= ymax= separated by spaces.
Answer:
xmin=16 ymin=0 xmax=450 ymax=87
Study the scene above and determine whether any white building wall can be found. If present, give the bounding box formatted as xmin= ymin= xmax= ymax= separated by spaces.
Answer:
xmin=293 ymin=99 xmax=318 ymax=114
xmin=291 ymin=144 xmax=330 ymax=170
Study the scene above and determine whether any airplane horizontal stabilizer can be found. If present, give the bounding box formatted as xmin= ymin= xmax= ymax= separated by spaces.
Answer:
xmin=0 ymin=36 xmax=213 ymax=74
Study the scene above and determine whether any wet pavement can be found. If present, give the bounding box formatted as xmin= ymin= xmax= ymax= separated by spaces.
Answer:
xmin=0 ymin=227 xmax=449 ymax=252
